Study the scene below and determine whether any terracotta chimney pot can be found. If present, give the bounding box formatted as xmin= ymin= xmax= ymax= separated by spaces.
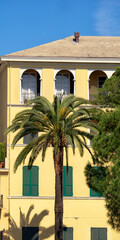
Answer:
xmin=74 ymin=32 xmax=80 ymax=43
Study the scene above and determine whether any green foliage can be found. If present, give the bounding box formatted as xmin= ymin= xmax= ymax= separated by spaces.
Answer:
xmin=92 ymin=109 xmax=120 ymax=164
xmin=0 ymin=142 xmax=5 ymax=162
xmin=5 ymin=95 xmax=97 ymax=172
xmin=85 ymin=107 xmax=120 ymax=230
xmin=93 ymin=67 xmax=120 ymax=108
xmin=84 ymin=163 xmax=107 ymax=196
xmin=105 ymin=157 xmax=120 ymax=230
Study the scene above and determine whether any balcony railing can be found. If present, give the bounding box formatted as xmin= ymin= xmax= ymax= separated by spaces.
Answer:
xmin=55 ymin=89 xmax=67 ymax=100
xmin=21 ymin=93 xmax=39 ymax=104
xmin=0 ymin=195 xmax=3 ymax=208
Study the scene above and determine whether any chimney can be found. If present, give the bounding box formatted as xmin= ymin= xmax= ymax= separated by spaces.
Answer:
xmin=74 ymin=32 xmax=80 ymax=43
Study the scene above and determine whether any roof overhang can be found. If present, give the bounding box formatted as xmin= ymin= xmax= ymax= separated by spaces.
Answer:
xmin=1 ymin=56 xmax=120 ymax=64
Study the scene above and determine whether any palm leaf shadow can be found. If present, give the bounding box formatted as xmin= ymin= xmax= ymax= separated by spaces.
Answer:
xmin=4 ymin=205 xmax=54 ymax=240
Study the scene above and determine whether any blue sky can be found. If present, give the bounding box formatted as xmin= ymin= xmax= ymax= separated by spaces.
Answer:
xmin=0 ymin=0 xmax=120 ymax=55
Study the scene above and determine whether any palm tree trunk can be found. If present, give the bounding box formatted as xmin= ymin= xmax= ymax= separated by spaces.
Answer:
xmin=54 ymin=146 xmax=63 ymax=240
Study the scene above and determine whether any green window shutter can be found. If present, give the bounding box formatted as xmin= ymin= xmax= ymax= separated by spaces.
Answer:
xmin=63 ymin=227 xmax=73 ymax=240
xmin=23 ymin=166 xmax=31 ymax=196
xmin=63 ymin=166 xmax=73 ymax=196
xmin=23 ymin=166 xmax=39 ymax=196
xmin=90 ymin=188 xmax=100 ymax=197
xmin=91 ymin=228 xmax=107 ymax=240
xmin=99 ymin=228 xmax=107 ymax=240
xmin=31 ymin=166 xmax=39 ymax=196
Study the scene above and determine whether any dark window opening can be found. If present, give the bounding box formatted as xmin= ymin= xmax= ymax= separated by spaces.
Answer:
xmin=22 ymin=227 xmax=39 ymax=240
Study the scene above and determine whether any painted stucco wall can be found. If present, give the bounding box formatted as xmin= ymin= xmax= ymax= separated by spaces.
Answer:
xmin=0 ymin=62 xmax=120 ymax=239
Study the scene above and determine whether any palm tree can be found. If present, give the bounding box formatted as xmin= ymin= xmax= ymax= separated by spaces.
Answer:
xmin=6 ymin=95 xmax=96 ymax=240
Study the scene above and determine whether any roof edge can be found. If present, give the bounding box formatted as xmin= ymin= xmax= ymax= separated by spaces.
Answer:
xmin=1 ymin=56 xmax=120 ymax=64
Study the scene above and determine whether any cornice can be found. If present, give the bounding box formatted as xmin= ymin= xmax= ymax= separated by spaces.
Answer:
xmin=1 ymin=56 xmax=120 ymax=64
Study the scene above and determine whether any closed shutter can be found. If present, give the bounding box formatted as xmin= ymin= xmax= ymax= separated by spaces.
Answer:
xmin=63 ymin=227 xmax=73 ymax=240
xmin=91 ymin=228 xmax=107 ymax=240
xmin=23 ymin=166 xmax=31 ymax=196
xmin=31 ymin=166 xmax=39 ymax=196
xmin=63 ymin=166 xmax=73 ymax=196
xmin=99 ymin=228 xmax=107 ymax=240
xmin=90 ymin=188 xmax=100 ymax=197
xmin=22 ymin=227 xmax=39 ymax=240
xmin=23 ymin=166 xmax=38 ymax=196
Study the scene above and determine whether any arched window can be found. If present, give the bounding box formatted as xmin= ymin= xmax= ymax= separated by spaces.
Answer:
xmin=21 ymin=70 xmax=40 ymax=104
xmin=89 ymin=70 xmax=107 ymax=101
xmin=55 ymin=70 xmax=74 ymax=97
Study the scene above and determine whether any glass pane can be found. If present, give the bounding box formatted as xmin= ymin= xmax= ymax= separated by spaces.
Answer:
xmin=23 ymin=134 xmax=30 ymax=144
xmin=98 ymin=77 xmax=106 ymax=88
xmin=62 ymin=75 xmax=69 ymax=94
xmin=56 ymin=76 xmax=62 ymax=90
xmin=22 ymin=73 xmax=37 ymax=101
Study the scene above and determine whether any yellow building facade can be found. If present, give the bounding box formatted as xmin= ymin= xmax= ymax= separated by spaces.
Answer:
xmin=0 ymin=34 xmax=120 ymax=239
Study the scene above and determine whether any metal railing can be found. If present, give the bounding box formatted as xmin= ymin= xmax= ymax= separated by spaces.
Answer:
xmin=21 ymin=93 xmax=39 ymax=104
xmin=55 ymin=89 xmax=67 ymax=100
xmin=0 ymin=195 xmax=3 ymax=208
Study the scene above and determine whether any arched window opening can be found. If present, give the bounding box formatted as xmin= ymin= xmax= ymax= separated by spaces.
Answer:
xmin=21 ymin=70 xmax=40 ymax=104
xmin=55 ymin=70 xmax=74 ymax=98
xmin=89 ymin=70 xmax=107 ymax=101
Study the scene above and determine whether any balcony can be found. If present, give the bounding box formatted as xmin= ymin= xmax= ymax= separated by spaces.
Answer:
xmin=0 ymin=195 xmax=3 ymax=208
xmin=21 ymin=93 xmax=40 ymax=104
xmin=55 ymin=89 xmax=67 ymax=100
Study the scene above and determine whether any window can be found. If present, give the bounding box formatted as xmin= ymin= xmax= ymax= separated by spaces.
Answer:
xmin=90 ymin=167 xmax=104 ymax=197
xmin=23 ymin=133 xmax=38 ymax=144
xmin=0 ymin=231 xmax=3 ymax=240
xmin=21 ymin=70 xmax=40 ymax=104
xmin=22 ymin=227 xmax=39 ymax=240
xmin=55 ymin=71 xmax=74 ymax=96
xmin=90 ymin=188 xmax=103 ymax=197
xmin=98 ymin=76 xmax=106 ymax=88
xmin=63 ymin=227 xmax=73 ymax=240
xmin=91 ymin=228 xmax=107 ymax=240
xmin=63 ymin=166 xmax=73 ymax=196
xmin=23 ymin=166 xmax=39 ymax=196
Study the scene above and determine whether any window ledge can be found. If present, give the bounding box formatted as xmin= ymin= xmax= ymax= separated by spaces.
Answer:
xmin=7 ymin=196 xmax=105 ymax=200
xmin=0 ymin=168 xmax=9 ymax=174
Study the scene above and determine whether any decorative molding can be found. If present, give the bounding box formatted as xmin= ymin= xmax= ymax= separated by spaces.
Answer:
xmin=54 ymin=68 xmax=76 ymax=80
xmin=88 ymin=69 xmax=115 ymax=79
xmin=20 ymin=68 xmax=42 ymax=79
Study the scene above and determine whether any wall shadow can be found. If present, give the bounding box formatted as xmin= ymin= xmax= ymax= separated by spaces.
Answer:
xmin=4 ymin=205 xmax=55 ymax=240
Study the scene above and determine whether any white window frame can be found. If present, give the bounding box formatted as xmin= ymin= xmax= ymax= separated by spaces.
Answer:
xmin=20 ymin=68 xmax=42 ymax=104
